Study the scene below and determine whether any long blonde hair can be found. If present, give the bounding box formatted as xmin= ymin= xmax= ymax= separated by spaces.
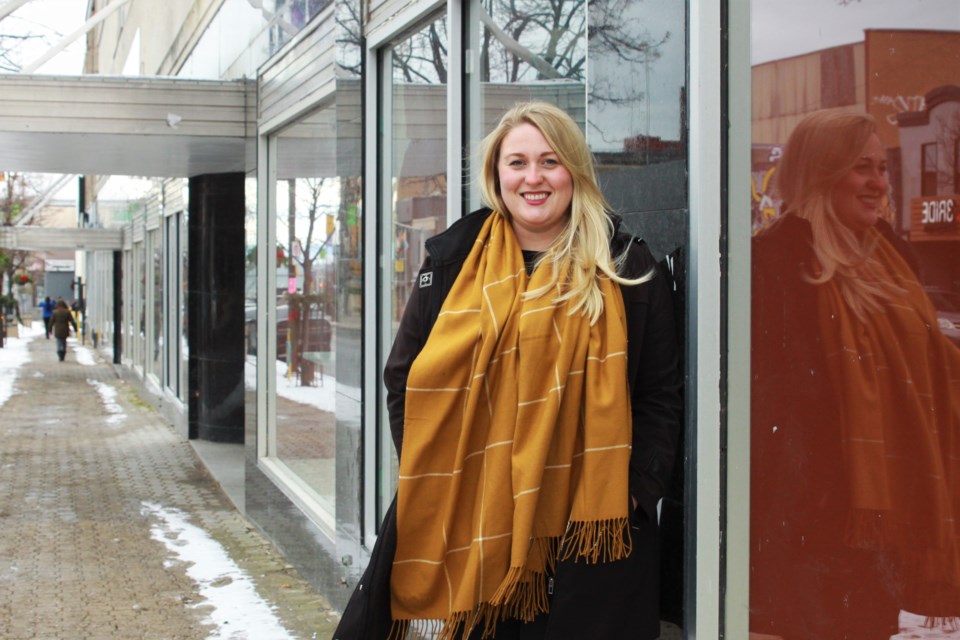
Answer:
xmin=479 ymin=101 xmax=652 ymax=324
xmin=776 ymin=110 xmax=903 ymax=319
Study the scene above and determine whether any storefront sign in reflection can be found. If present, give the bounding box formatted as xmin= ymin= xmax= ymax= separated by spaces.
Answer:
xmin=911 ymin=195 xmax=960 ymax=236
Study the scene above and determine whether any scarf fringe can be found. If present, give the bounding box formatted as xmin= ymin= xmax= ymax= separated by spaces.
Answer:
xmin=559 ymin=517 xmax=632 ymax=564
xmin=388 ymin=520 xmax=631 ymax=640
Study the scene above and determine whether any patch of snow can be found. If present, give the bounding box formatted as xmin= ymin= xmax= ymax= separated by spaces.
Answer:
xmin=0 ymin=326 xmax=35 ymax=409
xmin=140 ymin=502 xmax=296 ymax=640
xmin=73 ymin=342 xmax=97 ymax=366
xmin=87 ymin=378 xmax=126 ymax=425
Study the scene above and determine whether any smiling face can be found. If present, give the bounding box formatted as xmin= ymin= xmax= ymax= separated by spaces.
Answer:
xmin=830 ymin=133 xmax=888 ymax=234
xmin=497 ymin=122 xmax=573 ymax=250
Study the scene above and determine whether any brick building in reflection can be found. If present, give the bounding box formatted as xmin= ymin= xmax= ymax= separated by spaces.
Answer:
xmin=750 ymin=29 xmax=960 ymax=292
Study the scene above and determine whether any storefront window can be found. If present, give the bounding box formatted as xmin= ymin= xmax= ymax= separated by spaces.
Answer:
xmin=272 ymin=101 xmax=348 ymax=524
xmin=151 ymin=230 xmax=163 ymax=380
xmin=135 ymin=239 xmax=145 ymax=370
xmin=749 ymin=5 xmax=960 ymax=637
xmin=180 ymin=205 xmax=189 ymax=403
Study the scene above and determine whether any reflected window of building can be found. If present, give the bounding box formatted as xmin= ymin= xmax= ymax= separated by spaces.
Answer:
xmin=923 ymin=141 xmax=939 ymax=195
xmin=268 ymin=0 xmax=329 ymax=54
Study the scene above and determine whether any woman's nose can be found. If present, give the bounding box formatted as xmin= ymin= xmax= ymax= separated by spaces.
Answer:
xmin=867 ymin=168 xmax=887 ymax=190
xmin=524 ymin=165 xmax=543 ymax=184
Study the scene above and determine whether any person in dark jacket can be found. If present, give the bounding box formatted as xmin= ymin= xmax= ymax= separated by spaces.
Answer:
xmin=335 ymin=102 xmax=681 ymax=640
xmin=50 ymin=299 xmax=77 ymax=362
xmin=751 ymin=111 xmax=960 ymax=639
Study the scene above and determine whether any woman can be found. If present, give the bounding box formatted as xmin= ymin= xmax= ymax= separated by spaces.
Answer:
xmin=50 ymin=299 xmax=77 ymax=362
xmin=334 ymin=102 xmax=681 ymax=639
xmin=751 ymin=111 xmax=960 ymax=638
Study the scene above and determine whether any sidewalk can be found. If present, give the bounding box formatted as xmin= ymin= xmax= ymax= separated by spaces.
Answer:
xmin=0 ymin=324 xmax=339 ymax=640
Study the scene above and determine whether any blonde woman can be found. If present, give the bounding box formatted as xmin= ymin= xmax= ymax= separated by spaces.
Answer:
xmin=751 ymin=111 xmax=960 ymax=638
xmin=335 ymin=102 xmax=682 ymax=639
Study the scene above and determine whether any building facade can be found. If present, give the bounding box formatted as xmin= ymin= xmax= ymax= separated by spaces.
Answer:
xmin=3 ymin=0 xmax=959 ymax=637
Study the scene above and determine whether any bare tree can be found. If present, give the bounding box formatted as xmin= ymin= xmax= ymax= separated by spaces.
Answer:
xmin=0 ymin=173 xmax=36 ymax=298
xmin=936 ymin=111 xmax=960 ymax=194
xmin=588 ymin=0 xmax=670 ymax=108
xmin=335 ymin=0 xmax=362 ymax=77
xmin=0 ymin=31 xmax=42 ymax=72
xmin=391 ymin=18 xmax=448 ymax=84
xmin=335 ymin=0 xmax=666 ymax=111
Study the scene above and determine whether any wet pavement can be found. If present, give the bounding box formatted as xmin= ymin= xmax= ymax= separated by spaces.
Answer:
xmin=0 ymin=327 xmax=339 ymax=640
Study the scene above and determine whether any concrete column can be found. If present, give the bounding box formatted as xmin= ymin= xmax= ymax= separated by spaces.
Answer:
xmin=187 ymin=173 xmax=245 ymax=443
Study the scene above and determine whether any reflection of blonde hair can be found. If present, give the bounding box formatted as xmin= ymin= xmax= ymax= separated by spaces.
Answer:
xmin=777 ymin=110 xmax=901 ymax=319
xmin=479 ymin=101 xmax=651 ymax=324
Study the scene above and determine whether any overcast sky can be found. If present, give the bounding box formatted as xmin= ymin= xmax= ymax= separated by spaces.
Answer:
xmin=2 ymin=0 xmax=86 ymax=74
xmin=752 ymin=0 xmax=960 ymax=64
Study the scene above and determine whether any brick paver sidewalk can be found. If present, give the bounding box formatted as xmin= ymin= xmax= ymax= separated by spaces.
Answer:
xmin=0 ymin=333 xmax=338 ymax=640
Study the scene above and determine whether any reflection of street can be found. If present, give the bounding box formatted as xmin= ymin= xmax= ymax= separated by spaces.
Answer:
xmin=244 ymin=357 xmax=350 ymax=512
xmin=895 ymin=611 xmax=959 ymax=638
xmin=275 ymin=388 xmax=336 ymax=514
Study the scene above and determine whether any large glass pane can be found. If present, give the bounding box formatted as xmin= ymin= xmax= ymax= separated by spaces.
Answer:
xmin=135 ymin=240 xmax=145 ymax=370
xmin=244 ymin=176 xmax=257 ymax=448
xmin=180 ymin=204 xmax=189 ymax=403
xmin=273 ymin=101 xmax=349 ymax=524
xmin=464 ymin=0 xmax=587 ymax=209
xmin=749 ymin=5 xmax=960 ymax=637
xmin=379 ymin=12 xmax=449 ymax=522
xmin=151 ymin=230 xmax=163 ymax=380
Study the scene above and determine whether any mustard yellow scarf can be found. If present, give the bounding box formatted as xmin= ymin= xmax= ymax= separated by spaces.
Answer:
xmin=391 ymin=212 xmax=632 ymax=638
xmin=817 ymin=229 xmax=960 ymax=615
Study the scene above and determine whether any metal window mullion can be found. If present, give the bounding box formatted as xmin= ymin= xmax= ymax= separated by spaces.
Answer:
xmin=688 ymin=0 xmax=724 ymax=637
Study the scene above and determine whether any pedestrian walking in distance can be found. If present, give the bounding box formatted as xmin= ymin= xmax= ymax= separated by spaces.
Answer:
xmin=50 ymin=299 xmax=77 ymax=362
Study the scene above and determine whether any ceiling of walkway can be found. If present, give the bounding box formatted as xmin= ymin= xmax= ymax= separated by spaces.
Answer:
xmin=0 ymin=74 xmax=256 ymax=178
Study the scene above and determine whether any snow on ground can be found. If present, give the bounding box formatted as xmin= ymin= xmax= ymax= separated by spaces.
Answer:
xmin=87 ymin=378 xmax=125 ymax=425
xmin=245 ymin=357 xmax=336 ymax=413
xmin=73 ymin=343 xmax=97 ymax=366
xmin=0 ymin=321 xmax=39 ymax=409
xmin=141 ymin=502 xmax=296 ymax=640
xmin=896 ymin=612 xmax=960 ymax=638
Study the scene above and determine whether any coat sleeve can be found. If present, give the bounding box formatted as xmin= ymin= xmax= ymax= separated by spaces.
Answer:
xmin=382 ymin=258 xmax=433 ymax=459
xmin=622 ymin=243 xmax=683 ymax=522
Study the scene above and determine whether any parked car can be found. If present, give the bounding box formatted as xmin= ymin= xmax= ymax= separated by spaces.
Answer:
xmin=244 ymin=303 xmax=331 ymax=361
xmin=925 ymin=287 xmax=960 ymax=346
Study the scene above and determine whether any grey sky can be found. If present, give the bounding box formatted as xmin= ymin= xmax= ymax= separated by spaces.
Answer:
xmin=752 ymin=0 xmax=960 ymax=64
xmin=2 ymin=0 xmax=85 ymax=73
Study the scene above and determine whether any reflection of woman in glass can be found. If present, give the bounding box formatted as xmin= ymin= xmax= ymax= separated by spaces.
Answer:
xmin=335 ymin=102 xmax=682 ymax=639
xmin=751 ymin=111 xmax=960 ymax=639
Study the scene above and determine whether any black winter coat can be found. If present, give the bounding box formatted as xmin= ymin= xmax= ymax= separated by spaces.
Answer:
xmin=335 ymin=208 xmax=682 ymax=640
xmin=750 ymin=214 xmax=917 ymax=639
